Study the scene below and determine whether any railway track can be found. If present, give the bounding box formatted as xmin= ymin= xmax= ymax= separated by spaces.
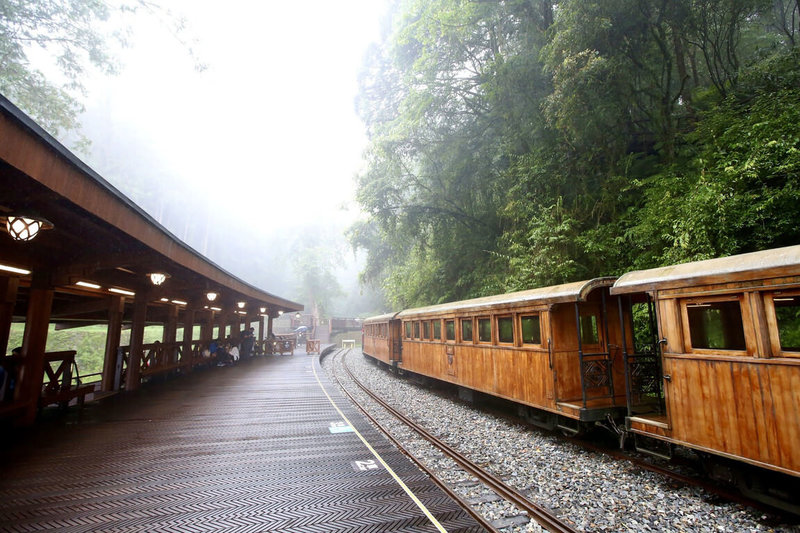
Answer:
xmin=325 ymin=348 xmax=580 ymax=533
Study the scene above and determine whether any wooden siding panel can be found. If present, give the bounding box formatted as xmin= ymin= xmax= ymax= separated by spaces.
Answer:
xmin=770 ymin=365 xmax=800 ymax=470
xmin=664 ymin=356 xmax=800 ymax=474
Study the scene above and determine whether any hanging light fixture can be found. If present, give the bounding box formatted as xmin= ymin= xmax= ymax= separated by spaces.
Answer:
xmin=147 ymin=272 xmax=169 ymax=286
xmin=260 ymin=307 xmax=266 ymax=313
xmin=237 ymin=301 xmax=246 ymax=309
xmin=206 ymin=291 xmax=218 ymax=302
xmin=3 ymin=213 xmax=54 ymax=242
xmin=295 ymin=312 xmax=301 ymax=320
xmin=278 ymin=310 xmax=284 ymax=315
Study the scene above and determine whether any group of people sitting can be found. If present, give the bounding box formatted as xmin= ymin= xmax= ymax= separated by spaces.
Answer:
xmin=203 ymin=327 xmax=258 ymax=367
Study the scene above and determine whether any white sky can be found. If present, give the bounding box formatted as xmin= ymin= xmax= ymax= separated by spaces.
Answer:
xmin=83 ymin=0 xmax=388 ymax=233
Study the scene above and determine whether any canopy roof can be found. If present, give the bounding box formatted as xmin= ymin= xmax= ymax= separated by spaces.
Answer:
xmin=611 ymin=245 xmax=800 ymax=295
xmin=0 ymin=94 xmax=301 ymax=325
xmin=396 ymin=278 xmax=616 ymax=319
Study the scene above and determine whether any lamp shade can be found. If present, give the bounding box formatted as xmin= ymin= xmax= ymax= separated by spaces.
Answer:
xmin=148 ymin=272 xmax=168 ymax=285
xmin=5 ymin=215 xmax=53 ymax=242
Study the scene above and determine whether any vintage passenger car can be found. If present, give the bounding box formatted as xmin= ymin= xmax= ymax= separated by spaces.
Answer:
xmin=362 ymin=246 xmax=800 ymax=511
xmin=361 ymin=312 xmax=401 ymax=366
xmin=364 ymin=278 xmax=631 ymax=433
xmin=611 ymin=245 xmax=800 ymax=487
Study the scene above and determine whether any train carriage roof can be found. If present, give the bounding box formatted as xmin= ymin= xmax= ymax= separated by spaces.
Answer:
xmin=611 ymin=245 xmax=800 ymax=295
xmin=362 ymin=312 xmax=401 ymax=324
xmin=395 ymin=277 xmax=616 ymax=318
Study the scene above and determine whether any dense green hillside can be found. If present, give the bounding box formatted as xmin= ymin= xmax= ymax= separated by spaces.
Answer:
xmin=352 ymin=0 xmax=800 ymax=308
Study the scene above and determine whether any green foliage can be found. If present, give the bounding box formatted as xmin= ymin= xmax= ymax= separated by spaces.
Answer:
xmin=627 ymin=48 xmax=800 ymax=266
xmin=0 ymin=0 xmax=200 ymax=145
xmin=291 ymin=228 xmax=344 ymax=319
xmin=353 ymin=0 xmax=800 ymax=309
xmin=8 ymin=323 xmax=168 ymax=379
xmin=0 ymin=0 xmax=117 ymax=143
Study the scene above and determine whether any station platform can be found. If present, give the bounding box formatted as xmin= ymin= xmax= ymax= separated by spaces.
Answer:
xmin=0 ymin=353 xmax=486 ymax=532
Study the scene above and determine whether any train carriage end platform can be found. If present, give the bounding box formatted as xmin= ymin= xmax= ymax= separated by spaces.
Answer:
xmin=0 ymin=353 xmax=486 ymax=532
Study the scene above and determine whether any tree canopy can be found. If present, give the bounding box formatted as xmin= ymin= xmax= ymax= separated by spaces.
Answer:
xmin=352 ymin=0 xmax=800 ymax=309
xmin=0 ymin=0 xmax=200 ymax=147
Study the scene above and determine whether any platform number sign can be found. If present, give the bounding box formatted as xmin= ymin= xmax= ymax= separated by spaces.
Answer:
xmin=329 ymin=421 xmax=354 ymax=433
xmin=352 ymin=459 xmax=380 ymax=472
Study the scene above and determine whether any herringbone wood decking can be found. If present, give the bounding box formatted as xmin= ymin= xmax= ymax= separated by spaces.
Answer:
xmin=0 ymin=355 xmax=485 ymax=532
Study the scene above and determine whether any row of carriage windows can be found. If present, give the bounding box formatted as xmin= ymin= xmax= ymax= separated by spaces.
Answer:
xmin=364 ymin=323 xmax=389 ymax=338
xmin=685 ymin=294 xmax=800 ymax=354
xmin=401 ymin=314 xmax=543 ymax=346
xmin=366 ymin=293 xmax=800 ymax=355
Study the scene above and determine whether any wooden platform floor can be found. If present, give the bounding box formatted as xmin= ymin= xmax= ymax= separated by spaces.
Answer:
xmin=0 ymin=354 xmax=485 ymax=532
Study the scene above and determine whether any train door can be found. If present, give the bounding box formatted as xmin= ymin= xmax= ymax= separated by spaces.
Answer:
xmin=574 ymin=291 xmax=618 ymax=408
xmin=617 ymin=293 xmax=665 ymax=417
xmin=390 ymin=319 xmax=402 ymax=364
xmin=444 ymin=318 xmax=456 ymax=376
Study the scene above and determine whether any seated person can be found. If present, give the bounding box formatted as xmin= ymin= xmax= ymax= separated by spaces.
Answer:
xmin=229 ymin=343 xmax=240 ymax=362
xmin=216 ymin=344 xmax=232 ymax=366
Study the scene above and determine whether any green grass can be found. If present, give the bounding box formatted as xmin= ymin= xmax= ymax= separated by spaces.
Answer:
xmin=7 ymin=324 xmax=201 ymax=379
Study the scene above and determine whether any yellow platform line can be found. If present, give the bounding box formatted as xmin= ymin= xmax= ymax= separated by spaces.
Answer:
xmin=311 ymin=356 xmax=449 ymax=533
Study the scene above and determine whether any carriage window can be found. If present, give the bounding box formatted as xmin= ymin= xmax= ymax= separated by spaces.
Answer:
xmin=478 ymin=318 xmax=492 ymax=342
xmin=446 ymin=320 xmax=455 ymax=341
xmin=461 ymin=319 xmax=473 ymax=342
xmin=405 ymin=322 xmax=412 ymax=338
xmin=580 ymin=315 xmax=600 ymax=344
xmin=423 ymin=321 xmax=430 ymax=340
xmin=413 ymin=321 xmax=420 ymax=339
xmin=433 ymin=320 xmax=441 ymax=340
xmin=521 ymin=315 xmax=541 ymax=344
xmin=687 ymin=300 xmax=746 ymax=350
xmin=498 ymin=316 xmax=514 ymax=344
xmin=773 ymin=297 xmax=800 ymax=352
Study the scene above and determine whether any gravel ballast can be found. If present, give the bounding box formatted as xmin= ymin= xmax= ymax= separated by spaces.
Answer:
xmin=322 ymin=349 xmax=799 ymax=533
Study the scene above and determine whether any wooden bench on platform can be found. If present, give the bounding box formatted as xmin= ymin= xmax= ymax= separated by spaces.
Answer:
xmin=306 ymin=339 xmax=320 ymax=355
xmin=40 ymin=351 xmax=95 ymax=409
xmin=139 ymin=342 xmax=185 ymax=379
xmin=273 ymin=336 xmax=296 ymax=355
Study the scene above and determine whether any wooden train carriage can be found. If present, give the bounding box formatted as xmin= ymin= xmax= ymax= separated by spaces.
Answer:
xmin=394 ymin=278 xmax=630 ymax=429
xmin=611 ymin=245 xmax=800 ymax=479
xmin=362 ymin=313 xmax=402 ymax=366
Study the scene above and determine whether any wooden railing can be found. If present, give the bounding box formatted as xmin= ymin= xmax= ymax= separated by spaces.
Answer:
xmin=258 ymin=335 xmax=296 ymax=355
xmin=140 ymin=341 xmax=184 ymax=377
xmin=117 ymin=339 xmax=218 ymax=389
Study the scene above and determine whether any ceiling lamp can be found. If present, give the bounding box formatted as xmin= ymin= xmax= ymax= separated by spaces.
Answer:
xmin=4 ymin=214 xmax=53 ymax=242
xmin=278 ymin=310 xmax=284 ymax=316
xmin=295 ymin=312 xmax=301 ymax=319
xmin=260 ymin=307 xmax=266 ymax=313
xmin=109 ymin=287 xmax=135 ymax=296
xmin=237 ymin=301 xmax=246 ymax=309
xmin=206 ymin=291 xmax=218 ymax=302
xmin=148 ymin=272 xmax=169 ymax=286
xmin=0 ymin=263 xmax=31 ymax=275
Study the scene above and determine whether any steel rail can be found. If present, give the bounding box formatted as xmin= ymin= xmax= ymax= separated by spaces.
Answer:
xmin=335 ymin=350 xmax=580 ymax=533
xmin=326 ymin=349 xmax=501 ymax=533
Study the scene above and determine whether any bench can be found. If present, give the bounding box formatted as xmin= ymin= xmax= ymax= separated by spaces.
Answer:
xmin=306 ymin=339 xmax=321 ymax=355
xmin=40 ymin=351 xmax=95 ymax=409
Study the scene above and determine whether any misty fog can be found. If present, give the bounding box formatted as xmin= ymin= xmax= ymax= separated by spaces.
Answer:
xmin=33 ymin=1 xmax=392 ymax=319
